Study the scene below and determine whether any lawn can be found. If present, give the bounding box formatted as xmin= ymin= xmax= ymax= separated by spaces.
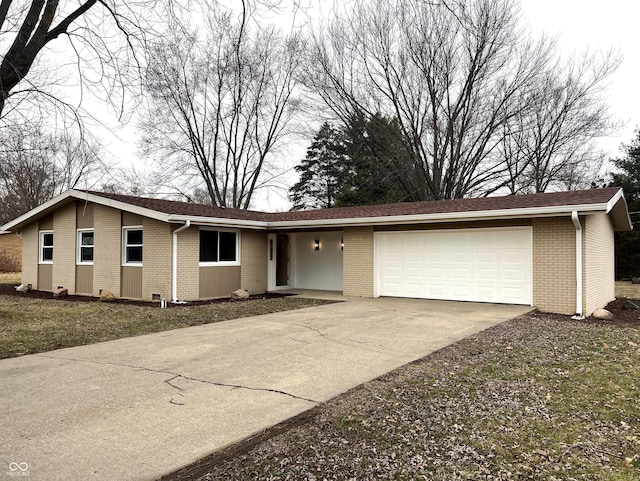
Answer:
xmin=0 ymin=273 xmax=332 ymax=358
xmin=164 ymin=291 xmax=640 ymax=481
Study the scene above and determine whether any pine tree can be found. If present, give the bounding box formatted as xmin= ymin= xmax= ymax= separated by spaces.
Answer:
xmin=289 ymin=123 xmax=348 ymax=210
xmin=611 ymin=130 xmax=640 ymax=278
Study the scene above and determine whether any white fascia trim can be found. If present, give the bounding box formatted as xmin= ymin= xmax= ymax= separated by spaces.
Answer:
xmin=169 ymin=214 xmax=268 ymax=230
xmin=605 ymin=188 xmax=624 ymax=213
xmin=1 ymin=189 xmax=171 ymax=231
xmin=2 ymin=190 xmax=75 ymax=231
xmin=265 ymin=203 xmax=611 ymax=229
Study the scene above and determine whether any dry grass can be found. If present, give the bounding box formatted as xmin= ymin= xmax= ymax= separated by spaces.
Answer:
xmin=615 ymin=281 xmax=640 ymax=300
xmin=0 ymin=275 xmax=333 ymax=358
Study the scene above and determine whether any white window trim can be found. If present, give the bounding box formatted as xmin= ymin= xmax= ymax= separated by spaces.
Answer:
xmin=198 ymin=228 xmax=241 ymax=267
xmin=122 ymin=226 xmax=143 ymax=267
xmin=76 ymin=229 xmax=95 ymax=266
xmin=39 ymin=230 xmax=54 ymax=264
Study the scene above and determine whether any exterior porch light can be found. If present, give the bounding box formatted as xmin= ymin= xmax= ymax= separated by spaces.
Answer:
xmin=341 ymin=238 xmax=344 ymax=250
xmin=314 ymin=239 xmax=320 ymax=251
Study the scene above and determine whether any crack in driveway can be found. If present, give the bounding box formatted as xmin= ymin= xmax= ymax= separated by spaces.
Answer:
xmin=34 ymin=353 xmax=320 ymax=405
xmin=292 ymin=323 xmax=373 ymax=347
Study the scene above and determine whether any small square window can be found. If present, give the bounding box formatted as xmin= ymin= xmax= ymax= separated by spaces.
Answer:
xmin=123 ymin=228 xmax=143 ymax=265
xmin=77 ymin=230 xmax=94 ymax=264
xmin=39 ymin=231 xmax=54 ymax=264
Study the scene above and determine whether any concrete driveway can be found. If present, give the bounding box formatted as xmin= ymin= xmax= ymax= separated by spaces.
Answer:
xmin=0 ymin=297 xmax=531 ymax=480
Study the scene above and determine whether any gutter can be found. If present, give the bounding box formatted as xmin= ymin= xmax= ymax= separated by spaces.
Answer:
xmin=571 ymin=211 xmax=584 ymax=320
xmin=171 ymin=220 xmax=191 ymax=303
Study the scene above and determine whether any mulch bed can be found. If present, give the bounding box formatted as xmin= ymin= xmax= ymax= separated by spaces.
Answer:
xmin=603 ymin=297 xmax=640 ymax=324
xmin=0 ymin=283 xmax=291 ymax=308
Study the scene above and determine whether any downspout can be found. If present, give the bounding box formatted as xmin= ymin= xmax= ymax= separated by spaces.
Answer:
xmin=571 ymin=211 xmax=584 ymax=320
xmin=172 ymin=220 xmax=191 ymax=303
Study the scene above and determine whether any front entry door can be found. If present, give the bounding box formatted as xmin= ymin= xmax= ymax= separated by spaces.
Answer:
xmin=276 ymin=234 xmax=289 ymax=287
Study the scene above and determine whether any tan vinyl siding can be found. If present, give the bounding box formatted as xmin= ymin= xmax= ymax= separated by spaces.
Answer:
xmin=38 ymin=264 xmax=52 ymax=291
xmin=93 ymin=204 xmax=121 ymax=297
xmin=122 ymin=212 xmax=143 ymax=226
xmin=121 ymin=266 xmax=142 ymax=298
xmin=142 ymin=217 xmax=172 ymax=300
xmin=52 ymin=202 xmax=76 ymax=293
xmin=532 ymin=217 xmax=576 ymax=315
xmin=199 ymin=266 xmax=241 ymax=298
xmin=583 ymin=213 xmax=615 ymax=315
xmin=76 ymin=201 xmax=94 ymax=228
xmin=39 ymin=215 xmax=53 ymax=231
xmin=343 ymin=226 xmax=374 ymax=297
xmin=176 ymin=226 xmax=199 ymax=301
xmin=75 ymin=265 xmax=93 ymax=294
xmin=21 ymin=223 xmax=38 ymax=288
xmin=240 ymin=230 xmax=267 ymax=295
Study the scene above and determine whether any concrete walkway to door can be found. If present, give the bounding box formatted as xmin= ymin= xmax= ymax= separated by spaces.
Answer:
xmin=0 ymin=297 xmax=531 ymax=481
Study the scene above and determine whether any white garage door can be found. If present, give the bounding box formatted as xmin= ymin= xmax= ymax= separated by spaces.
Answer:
xmin=375 ymin=227 xmax=532 ymax=305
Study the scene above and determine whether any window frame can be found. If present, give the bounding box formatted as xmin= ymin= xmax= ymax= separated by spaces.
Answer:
xmin=76 ymin=229 xmax=95 ymax=266
xmin=122 ymin=226 xmax=143 ymax=266
xmin=198 ymin=228 xmax=240 ymax=266
xmin=39 ymin=230 xmax=54 ymax=264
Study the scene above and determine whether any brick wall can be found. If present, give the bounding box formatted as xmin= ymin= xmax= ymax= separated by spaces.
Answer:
xmin=343 ymin=226 xmax=374 ymax=297
xmin=176 ymin=225 xmax=199 ymax=301
xmin=93 ymin=204 xmax=122 ymax=297
xmin=0 ymin=232 xmax=22 ymax=271
xmin=52 ymin=202 xmax=76 ymax=293
xmin=583 ymin=213 xmax=615 ymax=315
xmin=21 ymin=223 xmax=38 ymax=288
xmin=532 ymin=217 xmax=576 ymax=315
xmin=142 ymin=217 xmax=172 ymax=300
xmin=240 ymin=230 xmax=267 ymax=295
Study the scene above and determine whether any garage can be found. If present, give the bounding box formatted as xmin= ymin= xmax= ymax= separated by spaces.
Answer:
xmin=375 ymin=227 xmax=532 ymax=305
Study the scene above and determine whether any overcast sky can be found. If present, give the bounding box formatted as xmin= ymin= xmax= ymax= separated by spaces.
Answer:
xmin=520 ymin=0 xmax=638 ymax=154
xmin=95 ymin=0 xmax=639 ymax=209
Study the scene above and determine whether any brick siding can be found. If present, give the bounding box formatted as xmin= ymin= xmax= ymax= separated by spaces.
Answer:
xmin=21 ymin=223 xmax=38 ymax=288
xmin=343 ymin=226 xmax=374 ymax=297
xmin=142 ymin=217 xmax=172 ymax=300
xmin=240 ymin=230 xmax=268 ymax=295
xmin=0 ymin=232 xmax=22 ymax=271
xmin=52 ymin=202 xmax=76 ymax=293
xmin=176 ymin=226 xmax=199 ymax=301
xmin=93 ymin=204 xmax=122 ymax=297
xmin=532 ymin=217 xmax=577 ymax=315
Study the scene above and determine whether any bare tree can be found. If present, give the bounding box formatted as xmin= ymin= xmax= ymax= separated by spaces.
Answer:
xmin=139 ymin=2 xmax=303 ymax=209
xmin=496 ymin=52 xmax=617 ymax=193
xmin=0 ymin=0 xmax=155 ymax=124
xmin=304 ymin=0 xmax=617 ymax=200
xmin=0 ymin=122 xmax=105 ymax=223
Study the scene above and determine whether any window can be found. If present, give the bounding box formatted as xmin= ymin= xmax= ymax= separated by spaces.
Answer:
xmin=77 ymin=230 xmax=94 ymax=264
xmin=39 ymin=231 xmax=53 ymax=264
xmin=199 ymin=229 xmax=238 ymax=265
xmin=123 ymin=228 xmax=143 ymax=265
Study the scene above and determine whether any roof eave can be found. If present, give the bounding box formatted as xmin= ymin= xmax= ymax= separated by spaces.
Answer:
xmin=265 ymin=203 xmax=613 ymax=229
xmin=168 ymin=214 xmax=268 ymax=229
xmin=1 ymin=190 xmax=171 ymax=232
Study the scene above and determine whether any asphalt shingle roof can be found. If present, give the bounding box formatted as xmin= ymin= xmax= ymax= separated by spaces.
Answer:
xmin=88 ymin=187 xmax=623 ymax=222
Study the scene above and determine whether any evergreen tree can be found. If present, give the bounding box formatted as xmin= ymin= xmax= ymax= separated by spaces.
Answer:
xmin=290 ymin=114 xmax=410 ymax=211
xmin=610 ymin=130 xmax=640 ymax=278
xmin=289 ymin=123 xmax=348 ymax=210
xmin=337 ymin=112 xmax=409 ymax=206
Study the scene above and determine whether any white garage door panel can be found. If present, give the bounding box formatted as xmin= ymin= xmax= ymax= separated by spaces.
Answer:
xmin=375 ymin=227 xmax=532 ymax=305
